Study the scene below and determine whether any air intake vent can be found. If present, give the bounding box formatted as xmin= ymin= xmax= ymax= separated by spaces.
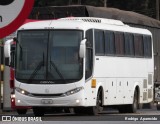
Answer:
xmin=60 ymin=17 xmax=125 ymax=26
xmin=143 ymin=92 xmax=147 ymax=101
xmin=82 ymin=18 xmax=101 ymax=23
xmin=148 ymin=89 xmax=152 ymax=99
xmin=143 ymin=79 xmax=147 ymax=88
xmin=148 ymin=74 xmax=152 ymax=85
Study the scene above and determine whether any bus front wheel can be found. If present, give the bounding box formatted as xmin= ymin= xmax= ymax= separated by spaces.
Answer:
xmin=33 ymin=107 xmax=45 ymax=116
xmin=17 ymin=109 xmax=27 ymax=115
xmin=88 ymin=89 xmax=103 ymax=115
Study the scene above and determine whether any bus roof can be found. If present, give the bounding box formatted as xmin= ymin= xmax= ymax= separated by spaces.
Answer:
xmin=19 ymin=17 xmax=151 ymax=35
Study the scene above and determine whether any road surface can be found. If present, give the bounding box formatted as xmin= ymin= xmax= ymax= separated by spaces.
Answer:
xmin=0 ymin=107 xmax=160 ymax=123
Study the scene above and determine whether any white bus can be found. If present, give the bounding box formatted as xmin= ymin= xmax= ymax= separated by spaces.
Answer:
xmin=7 ymin=17 xmax=154 ymax=116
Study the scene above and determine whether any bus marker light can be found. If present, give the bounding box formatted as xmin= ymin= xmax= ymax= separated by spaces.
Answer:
xmin=11 ymin=94 xmax=15 ymax=98
xmin=0 ymin=64 xmax=4 ymax=71
xmin=91 ymin=79 xmax=96 ymax=88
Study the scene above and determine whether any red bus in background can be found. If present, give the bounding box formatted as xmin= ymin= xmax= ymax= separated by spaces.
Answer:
xmin=2 ymin=19 xmax=40 ymax=113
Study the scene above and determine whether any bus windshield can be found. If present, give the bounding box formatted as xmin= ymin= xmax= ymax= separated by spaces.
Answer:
xmin=16 ymin=30 xmax=83 ymax=84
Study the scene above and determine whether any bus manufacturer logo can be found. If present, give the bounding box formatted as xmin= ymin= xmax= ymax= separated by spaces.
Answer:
xmin=45 ymin=89 xmax=49 ymax=93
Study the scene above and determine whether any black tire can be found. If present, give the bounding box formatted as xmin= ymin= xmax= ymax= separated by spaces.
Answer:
xmin=54 ymin=108 xmax=63 ymax=113
xmin=17 ymin=109 xmax=27 ymax=115
xmin=33 ymin=107 xmax=45 ymax=116
xmin=64 ymin=108 xmax=74 ymax=113
xmin=128 ymin=90 xmax=138 ymax=113
xmin=157 ymin=104 xmax=160 ymax=110
xmin=74 ymin=107 xmax=86 ymax=115
xmin=87 ymin=89 xmax=103 ymax=115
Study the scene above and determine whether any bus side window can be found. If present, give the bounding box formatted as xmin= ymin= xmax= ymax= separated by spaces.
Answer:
xmin=86 ymin=29 xmax=93 ymax=48
xmin=134 ymin=34 xmax=144 ymax=57
xmin=85 ymin=49 xmax=92 ymax=79
xmin=124 ymin=33 xmax=134 ymax=57
xmin=94 ymin=29 xmax=105 ymax=56
xmin=85 ymin=29 xmax=93 ymax=80
xmin=114 ymin=32 xmax=125 ymax=56
xmin=104 ymin=31 xmax=115 ymax=55
xmin=143 ymin=35 xmax=152 ymax=58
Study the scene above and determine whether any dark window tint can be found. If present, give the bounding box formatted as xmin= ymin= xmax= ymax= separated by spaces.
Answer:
xmin=115 ymin=32 xmax=124 ymax=56
xmin=104 ymin=31 xmax=115 ymax=55
xmin=85 ymin=49 xmax=93 ymax=79
xmin=124 ymin=33 xmax=134 ymax=56
xmin=86 ymin=29 xmax=93 ymax=48
xmin=134 ymin=34 xmax=143 ymax=57
xmin=95 ymin=30 xmax=105 ymax=55
xmin=143 ymin=35 xmax=152 ymax=58
xmin=85 ymin=29 xmax=93 ymax=79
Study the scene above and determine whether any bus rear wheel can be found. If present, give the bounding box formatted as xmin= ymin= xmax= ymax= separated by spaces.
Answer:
xmin=128 ymin=90 xmax=138 ymax=113
xmin=17 ymin=109 xmax=27 ymax=115
xmin=157 ymin=104 xmax=160 ymax=110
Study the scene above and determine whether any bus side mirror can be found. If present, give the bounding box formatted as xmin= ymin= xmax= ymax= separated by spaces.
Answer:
xmin=4 ymin=39 xmax=12 ymax=58
xmin=4 ymin=39 xmax=16 ymax=67
xmin=79 ymin=39 xmax=86 ymax=58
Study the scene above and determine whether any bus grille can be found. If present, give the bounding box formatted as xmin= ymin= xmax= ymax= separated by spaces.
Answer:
xmin=31 ymin=93 xmax=63 ymax=98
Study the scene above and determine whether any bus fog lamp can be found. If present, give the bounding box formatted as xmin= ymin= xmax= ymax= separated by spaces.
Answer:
xmin=76 ymin=99 xmax=80 ymax=103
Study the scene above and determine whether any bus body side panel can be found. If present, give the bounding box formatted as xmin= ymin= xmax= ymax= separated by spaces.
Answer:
xmin=93 ymin=56 xmax=153 ymax=105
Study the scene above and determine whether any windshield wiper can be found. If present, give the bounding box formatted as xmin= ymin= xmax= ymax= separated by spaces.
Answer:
xmin=50 ymin=60 xmax=66 ymax=83
xmin=27 ymin=61 xmax=44 ymax=83
xmin=27 ymin=53 xmax=45 ymax=83
xmin=14 ymin=38 xmax=23 ymax=61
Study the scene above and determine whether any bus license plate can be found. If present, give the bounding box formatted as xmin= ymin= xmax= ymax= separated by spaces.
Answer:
xmin=41 ymin=99 xmax=53 ymax=104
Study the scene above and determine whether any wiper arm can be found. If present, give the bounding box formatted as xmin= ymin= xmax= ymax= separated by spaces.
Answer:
xmin=50 ymin=60 xmax=66 ymax=83
xmin=27 ymin=61 xmax=44 ymax=83
xmin=14 ymin=38 xmax=23 ymax=60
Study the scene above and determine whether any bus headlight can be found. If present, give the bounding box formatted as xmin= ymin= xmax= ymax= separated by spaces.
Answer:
xmin=62 ymin=87 xmax=84 ymax=96
xmin=15 ymin=87 xmax=33 ymax=96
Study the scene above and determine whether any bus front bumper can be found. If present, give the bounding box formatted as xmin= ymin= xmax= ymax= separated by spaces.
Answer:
xmin=15 ymin=90 xmax=86 ymax=107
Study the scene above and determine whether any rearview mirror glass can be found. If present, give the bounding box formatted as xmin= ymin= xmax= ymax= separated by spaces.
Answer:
xmin=79 ymin=39 xmax=86 ymax=58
